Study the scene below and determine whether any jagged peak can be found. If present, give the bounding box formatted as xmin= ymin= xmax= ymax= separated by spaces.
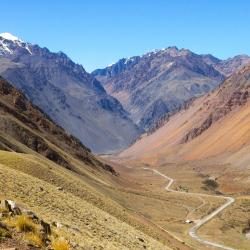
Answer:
xmin=0 ymin=32 xmax=23 ymax=42
xmin=104 ymin=46 xmax=192 ymax=69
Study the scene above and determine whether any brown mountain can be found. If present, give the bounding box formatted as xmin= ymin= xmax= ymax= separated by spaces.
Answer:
xmin=92 ymin=48 xmax=250 ymax=130
xmin=0 ymin=76 xmax=115 ymax=174
xmin=121 ymin=63 xmax=250 ymax=169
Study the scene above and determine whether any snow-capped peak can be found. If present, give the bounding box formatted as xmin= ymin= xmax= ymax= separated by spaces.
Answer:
xmin=0 ymin=32 xmax=23 ymax=42
xmin=0 ymin=32 xmax=32 ymax=55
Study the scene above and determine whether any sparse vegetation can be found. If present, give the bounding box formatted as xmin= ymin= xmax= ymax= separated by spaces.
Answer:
xmin=242 ymin=219 xmax=250 ymax=234
xmin=0 ymin=227 xmax=11 ymax=241
xmin=178 ymin=185 xmax=189 ymax=192
xmin=202 ymin=179 xmax=219 ymax=191
xmin=52 ymin=238 xmax=70 ymax=250
xmin=24 ymin=232 xmax=43 ymax=247
xmin=15 ymin=215 xmax=37 ymax=233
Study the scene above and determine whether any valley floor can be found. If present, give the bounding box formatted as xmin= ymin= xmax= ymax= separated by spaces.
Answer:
xmin=109 ymin=158 xmax=250 ymax=250
xmin=0 ymin=149 xmax=249 ymax=250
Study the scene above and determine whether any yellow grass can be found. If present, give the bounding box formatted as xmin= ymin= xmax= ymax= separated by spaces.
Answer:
xmin=24 ymin=232 xmax=43 ymax=247
xmin=15 ymin=215 xmax=37 ymax=233
xmin=0 ymin=151 xmax=169 ymax=249
xmin=52 ymin=238 xmax=70 ymax=250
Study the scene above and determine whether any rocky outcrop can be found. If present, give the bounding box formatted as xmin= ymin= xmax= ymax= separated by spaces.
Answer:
xmin=0 ymin=199 xmax=72 ymax=249
xmin=183 ymin=64 xmax=250 ymax=142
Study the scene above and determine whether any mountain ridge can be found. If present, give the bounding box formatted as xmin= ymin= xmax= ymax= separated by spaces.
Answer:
xmin=120 ymin=62 xmax=250 ymax=164
xmin=93 ymin=47 xmax=250 ymax=131
xmin=0 ymin=33 xmax=141 ymax=153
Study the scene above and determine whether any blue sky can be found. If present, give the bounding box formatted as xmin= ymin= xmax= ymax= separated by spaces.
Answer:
xmin=1 ymin=0 xmax=250 ymax=71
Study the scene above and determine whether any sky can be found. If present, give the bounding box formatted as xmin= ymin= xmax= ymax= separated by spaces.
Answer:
xmin=1 ymin=0 xmax=250 ymax=71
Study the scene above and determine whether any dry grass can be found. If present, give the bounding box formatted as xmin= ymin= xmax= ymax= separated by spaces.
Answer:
xmin=52 ymin=238 xmax=70 ymax=250
xmin=24 ymin=232 xmax=43 ymax=247
xmin=15 ymin=215 xmax=37 ymax=233
xmin=0 ymin=151 xmax=169 ymax=250
xmin=0 ymin=228 xmax=11 ymax=241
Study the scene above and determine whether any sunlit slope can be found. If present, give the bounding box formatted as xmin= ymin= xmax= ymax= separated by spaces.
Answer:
xmin=0 ymin=150 xmax=168 ymax=250
xmin=121 ymin=64 xmax=250 ymax=165
xmin=0 ymin=76 xmax=174 ymax=249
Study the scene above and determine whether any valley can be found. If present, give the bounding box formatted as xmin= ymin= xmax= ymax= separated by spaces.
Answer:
xmin=0 ymin=31 xmax=249 ymax=250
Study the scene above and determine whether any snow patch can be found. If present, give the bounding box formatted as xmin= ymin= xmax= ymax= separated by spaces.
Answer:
xmin=0 ymin=40 xmax=13 ymax=54
xmin=0 ymin=32 xmax=32 ymax=55
xmin=108 ymin=62 xmax=115 ymax=67
xmin=25 ymin=44 xmax=32 ymax=55
xmin=0 ymin=32 xmax=22 ymax=42
xmin=124 ymin=57 xmax=136 ymax=64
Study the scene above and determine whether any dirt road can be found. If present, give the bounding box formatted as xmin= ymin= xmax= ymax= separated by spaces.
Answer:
xmin=143 ymin=168 xmax=235 ymax=250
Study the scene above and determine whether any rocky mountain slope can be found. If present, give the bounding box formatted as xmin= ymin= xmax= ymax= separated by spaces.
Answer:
xmin=0 ymin=76 xmax=176 ymax=249
xmin=120 ymin=63 xmax=250 ymax=166
xmin=93 ymin=47 xmax=250 ymax=130
xmin=0 ymin=76 xmax=115 ymax=174
xmin=202 ymin=54 xmax=250 ymax=76
xmin=182 ymin=64 xmax=250 ymax=143
xmin=0 ymin=33 xmax=140 ymax=154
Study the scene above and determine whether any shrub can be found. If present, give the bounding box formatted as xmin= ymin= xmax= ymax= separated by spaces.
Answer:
xmin=16 ymin=215 xmax=36 ymax=232
xmin=52 ymin=238 xmax=70 ymax=250
xmin=2 ymin=217 xmax=16 ymax=228
xmin=24 ymin=232 xmax=43 ymax=247
xmin=202 ymin=179 xmax=218 ymax=190
xmin=0 ymin=228 xmax=11 ymax=240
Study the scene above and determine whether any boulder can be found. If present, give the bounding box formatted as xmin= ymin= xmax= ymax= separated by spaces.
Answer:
xmin=57 ymin=186 xmax=63 ymax=191
xmin=0 ymin=200 xmax=19 ymax=213
xmin=22 ymin=209 xmax=38 ymax=219
xmin=52 ymin=221 xmax=63 ymax=229
xmin=40 ymin=220 xmax=51 ymax=235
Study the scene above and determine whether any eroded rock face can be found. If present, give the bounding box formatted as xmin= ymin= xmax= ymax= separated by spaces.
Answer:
xmin=183 ymin=64 xmax=250 ymax=142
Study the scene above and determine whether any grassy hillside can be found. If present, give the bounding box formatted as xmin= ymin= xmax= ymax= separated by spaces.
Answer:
xmin=0 ymin=76 xmax=179 ymax=249
xmin=0 ymin=150 xmax=172 ymax=249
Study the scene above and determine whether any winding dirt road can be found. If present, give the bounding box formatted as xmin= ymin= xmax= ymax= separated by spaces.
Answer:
xmin=143 ymin=168 xmax=236 ymax=250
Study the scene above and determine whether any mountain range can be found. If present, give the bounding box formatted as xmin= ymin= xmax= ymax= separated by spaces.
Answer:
xmin=0 ymin=76 xmax=175 ymax=249
xmin=93 ymin=47 xmax=250 ymax=130
xmin=0 ymin=33 xmax=140 ymax=154
xmin=1 ymin=32 xmax=250 ymax=250
xmin=0 ymin=75 xmax=116 ymax=172
xmin=121 ymin=62 xmax=250 ymax=168
xmin=1 ymin=32 xmax=250 ymax=154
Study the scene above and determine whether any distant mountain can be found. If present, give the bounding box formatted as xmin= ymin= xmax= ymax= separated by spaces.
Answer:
xmin=120 ymin=62 xmax=250 ymax=164
xmin=202 ymin=54 xmax=250 ymax=76
xmin=183 ymin=63 xmax=250 ymax=143
xmin=0 ymin=33 xmax=140 ymax=153
xmin=0 ymin=76 xmax=115 ymax=174
xmin=92 ymin=47 xmax=250 ymax=130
